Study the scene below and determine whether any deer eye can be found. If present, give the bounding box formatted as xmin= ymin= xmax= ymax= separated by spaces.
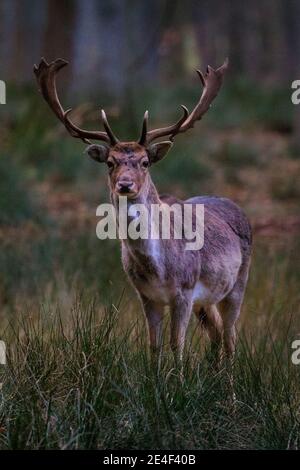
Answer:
xmin=141 ymin=159 xmax=149 ymax=168
xmin=106 ymin=160 xmax=114 ymax=170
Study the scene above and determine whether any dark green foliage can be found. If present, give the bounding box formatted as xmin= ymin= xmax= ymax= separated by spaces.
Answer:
xmin=211 ymin=141 xmax=260 ymax=168
xmin=211 ymin=79 xmax=292 ymax=131
xmin=0 ymin=233 xmax=123 ymax=304
xmin=152 ymin=139 xmax=212 ymax=194
xmin=0 ymin=156 xmax=40 ymax=225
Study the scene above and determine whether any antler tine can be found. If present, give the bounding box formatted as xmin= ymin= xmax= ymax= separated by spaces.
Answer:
xmin=178 ymin=58 xmax=228 ymax=134
xmin=145 ymin=105 xmax=189 ymax=145
xmin=100 ymin=110 xmax=119 ymax=145
xmin=138 ymin=110 xmax=149 ymax=145
xmin=142 ymin=59 xmax=228 ymax=144
xmin=34 ymin=58 xmax=112 ymax=144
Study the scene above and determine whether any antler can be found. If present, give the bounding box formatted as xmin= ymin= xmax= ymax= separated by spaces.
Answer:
xmin=138 ymin=106 xmax=189 ymax=145
xmin=33 ymin=58 xmax=118 ymax=145
xmin=139 ymin=59 xmax=228 ymax=145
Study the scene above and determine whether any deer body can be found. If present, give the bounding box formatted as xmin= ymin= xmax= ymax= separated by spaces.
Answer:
xmin=34 ymin=57 xmax=252 ymax=363
xmin=116 ymin=176 xmax=251 ymax=360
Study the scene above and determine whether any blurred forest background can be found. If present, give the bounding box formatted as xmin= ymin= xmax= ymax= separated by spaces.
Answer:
xmin=0 ymin=0 xmax=300 ymax=449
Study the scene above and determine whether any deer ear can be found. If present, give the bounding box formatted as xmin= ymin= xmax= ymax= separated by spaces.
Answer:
xmin=85 ymin=144 xmax=109 ymax=162
xmin=147 ymin=141 xmax=173 ymax=164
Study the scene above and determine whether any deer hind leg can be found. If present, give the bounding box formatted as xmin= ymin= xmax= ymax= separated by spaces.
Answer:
xmin=194 ymin=304 xmax=223 ymax=366
xmin=218 ymin=290 xmax=243 ymax=402
xmin=219 ymin=259 xmax=251 ymax=359
xmin=219 ymin=297 xmax=241 ymax=360
xmin=218 ymin=291 xmax=242 ymax=403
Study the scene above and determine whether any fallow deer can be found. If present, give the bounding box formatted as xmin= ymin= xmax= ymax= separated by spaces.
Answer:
xmin=34 ymin=58 xmax=252 ymax=367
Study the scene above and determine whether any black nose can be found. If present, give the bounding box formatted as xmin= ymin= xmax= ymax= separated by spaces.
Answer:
xmin=117 ymin=181 xmax=134 ymax=193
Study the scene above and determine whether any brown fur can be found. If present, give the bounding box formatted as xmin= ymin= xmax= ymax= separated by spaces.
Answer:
xmin=96 ymin=142 xmax=252 ymax=364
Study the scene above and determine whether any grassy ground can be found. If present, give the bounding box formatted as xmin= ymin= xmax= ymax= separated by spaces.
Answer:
xmin=0 ymin=237 xmax=300 ymax=450
xmin=0 ymin=81 xmax=299 ymax=449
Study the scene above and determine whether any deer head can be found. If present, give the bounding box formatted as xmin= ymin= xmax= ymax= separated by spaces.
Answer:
xmin=34 ymin=58 xmax=228 ymax=199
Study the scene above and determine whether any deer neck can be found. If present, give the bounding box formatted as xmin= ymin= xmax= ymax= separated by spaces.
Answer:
xmin=111 ymin=175 xmax=164 ymax=266
xmin=131 ymin=175 xmax=161 ymax=208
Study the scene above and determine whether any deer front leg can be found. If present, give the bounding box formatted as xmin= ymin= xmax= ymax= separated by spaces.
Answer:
xmin=140 ymin=296 xmax=164 ymax=364
xmin=170 ymin=291 xmax=193 ymax=368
